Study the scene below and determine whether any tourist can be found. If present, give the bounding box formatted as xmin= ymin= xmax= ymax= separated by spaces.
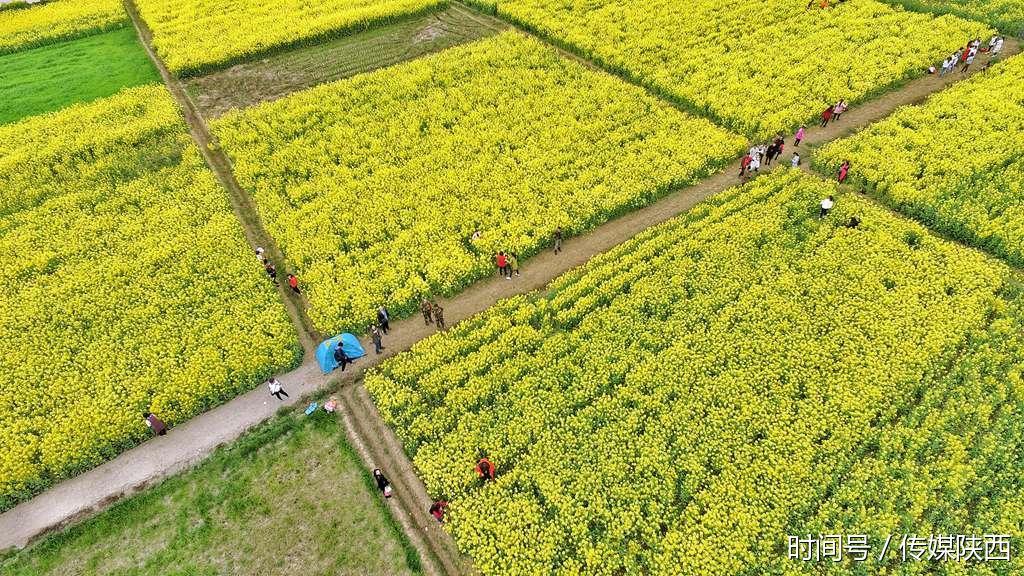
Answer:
xmin=324 ymin=396 xmax=339 ymax=413
xmin=267 ymin=377 xmax=289 ymax=400
xmin=794 ymin=125 xmax=806 ymax=146
xmin=334 ymin=342 xmax=350 ymax=372
xmin=373 ymin=469 xmax=393 ymax=498
xmin=377 ymin=305 xmax=390 ymax=334
xmin=820 ymin=195 xmax=835 ymax=218
xmin=739 ymin=152 xmax=753 ymax=178
xmin=143 ymin=412 xmax=167 ymax=436
xmin=838 ymin=159 xmax=851 ymax=183
xmin=429 ymin=500 xmax=448 ymax=523
xmin=748 ymin=152 xmax=761 ymax=175
xmin=433 ymin=302 xmax=446 ymax=331
xmin=370 ymin=324 xmax=385 ymax=355
xmin=820 ymin=104 xmax=834 ymax=127
xmin=832 ymin=100 xmax=848 ymax=121
xmin=553 ymin=227 xmax=563 ymax=254
xmin=993 ymin=36 xmax=1004 ymax=56
xmin=791 ymin=152 xmax=802 ymax=168
xmin=287 ymin=274 xmax=300 ymax=294
xmin=846 ymin=215 xmax=861 ymax=229
xmin=508 ymin=253 xmax=520 ymax=277
xmin=476 ymin=457 xmax=496 ymax=481
xmin=421 ymin=298 xmax=434 ymax=325
xmin=939 ymin=56 xmax=952 ymax=76
xmin=265 ymin=262 xmax=278 ymax=285
xmin=962 ymin=49 xmax=976 ymax=73
xmin=496 ymin=251 xmax=508 ymax=278
xmin=255 ymin=246 xmax=266 ymax=264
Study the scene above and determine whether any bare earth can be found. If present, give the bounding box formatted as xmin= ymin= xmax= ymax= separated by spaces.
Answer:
xmin=0 ymin=5 xmax=1017 ymax=576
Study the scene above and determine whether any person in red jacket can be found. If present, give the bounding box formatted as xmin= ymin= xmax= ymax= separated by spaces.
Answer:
xmin=820 ymin=105 xmax=834 ymax=127
xmin=429 ymin=500 xmax=448 ymax=523
xmin=143 ymin=412 xmax=167 ymax=436
xmin=495 ymin=252 xmax=508 ymax=278
xmin=287 ymin=274 xmax=300 ymax=294
xmin=475 ymin=457 xmax=496 ymax=481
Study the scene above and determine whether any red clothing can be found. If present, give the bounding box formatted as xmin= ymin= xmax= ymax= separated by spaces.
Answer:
xmin=288 ymin=276 xmax=298 ymax=289
xmin=741 ymin=155 xmax=752 ymax=169
xmin=496 ymin=254 xmax=507 ymax=268
xmin=822 ymin=107 xmax=833 ymax=120
xmin=146 ymin=414 xmax=166 ymax=434
xmin=475 ymin=458 xmax=495 ymax=480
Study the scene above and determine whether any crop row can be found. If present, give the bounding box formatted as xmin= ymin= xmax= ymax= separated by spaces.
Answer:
xmin=367 ymin=170 xmax=1024 ymax=575
xmin=212 ymin=32 xmax=746 ymax=335
xmin=0 ymin=85 xmax=300 ymax=509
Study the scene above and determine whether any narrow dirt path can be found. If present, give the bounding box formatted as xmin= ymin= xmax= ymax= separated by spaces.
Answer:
xmin=122 ymin=0 xmax=320 ymax=358
xmin=3 ymin=7 xmax=1016 ymax=570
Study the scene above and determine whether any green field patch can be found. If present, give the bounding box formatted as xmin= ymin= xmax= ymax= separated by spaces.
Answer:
xmin=0 ymin=27 xmax=159 ymax=125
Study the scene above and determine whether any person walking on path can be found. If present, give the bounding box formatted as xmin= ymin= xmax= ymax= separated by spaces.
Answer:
xmin=143 ymin=412 xmax=167 ymax=436
xmin=832 ymin=100 xmax=848 ymax=122
xmin=267 ymin=377 xmax=289 ymax=400
xmin=820 ymin=195 xmax=835 ymax=218
xmin=962 ymin=49 xmax=976 ymax=73
xmin=420 ymin=298 xmax=434 ymax=325
xmin=265 ymin=262 xmax=278 ymax=285
xmin=739 ymin=152 xmax=752 ymax=179
xmin=370 ymin=324 xmax=385 ymax=355
xmin=993 ymin=36 xmax=1004 ymax=56
xmin=287 ymin=274 xmax=300 ymax=294
xmin=820 ymin=105 xmax=833 ymax=128
xmin=508 ymin=253 xmax=520 ymax=277
xmin=838 ymin=160 xmax=851 ymax=183
xmin=553 ymin=227 xmax=563 ymax=254
xmin=334 ymin=342 xmax=351 ymax=372
xmin=791 ymin=152 xmax=802 ymax=168
xmin=476 ymin=457 xmax=496 ymax=481
xmin=429 ymin=500 xmax=448 ymax=523
xmin=255 ymin=246 xmax=266 ymax=264
xmin=940 ymin=56 xmax=953 ymax=76
xmin=373 ymin=469 xmax=393 ymax=498
xmin=433 ymin=302 xmax=446 ymax=331
xmin=377 ymin=305 xmax=390 ymax=334
xmin=794 ymin=125 xmax=806 ymax=146
xmin=748 ymin=152 xmax=761 ymax=176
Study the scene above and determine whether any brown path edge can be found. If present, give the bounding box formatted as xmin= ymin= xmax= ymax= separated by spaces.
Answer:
xmin=0 ymin=6 xmax=1017 ymax=574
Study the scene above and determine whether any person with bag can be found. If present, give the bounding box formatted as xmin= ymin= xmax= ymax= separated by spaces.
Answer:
xmin=373 ymin=469 xmax=393 ymax=498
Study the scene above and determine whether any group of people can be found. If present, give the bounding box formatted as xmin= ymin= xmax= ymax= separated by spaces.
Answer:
xmin=739 ymin=130 xmax=804 ymax=180
xmin=820 ymin=99 xmax=847 ymax=128
xmin=372 ymin=456 xmax=497 ymax=524
xmin=940 ymin=36 xmax=1005 ymax=76
xmin=257 ymin=246 xmax=300 ymax=295
xmin=495 ymin=251 xmax=521 ymax=279
xmin=420 ymin=298 xmax=446 ymax=330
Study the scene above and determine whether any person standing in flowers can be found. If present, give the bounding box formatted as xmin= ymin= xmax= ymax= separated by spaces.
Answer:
xmin=476 ymin=457 xmax=496 ymax=481
xmin=143 ymin=412 xmax=167 ymax=436
xmin=820 ymin=195 xmax=835 ymax=218
xmin=433 ymin=302 xmax=446 ymax=331
xmin=838 ymin=160 xmax=851 ymax=183
xmin=377 ymin=305 xmax=390 ymax=334
xmin=370 ymin=324 xmax=385 ymax=355
xmin=553 ymin=227 xmax=563 ymax=254
xmin=429 ymin=500 xmax=448 ymax=523
xmin=420 ymin=298 xmax=434 ymax=325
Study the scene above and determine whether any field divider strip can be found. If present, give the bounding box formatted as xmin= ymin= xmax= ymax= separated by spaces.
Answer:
xmin=122 ymin=0 xmax=322 ymax=357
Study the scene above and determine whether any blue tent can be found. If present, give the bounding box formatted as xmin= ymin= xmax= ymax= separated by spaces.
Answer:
xmin=316 ymin=333 xmax=367 ymax=374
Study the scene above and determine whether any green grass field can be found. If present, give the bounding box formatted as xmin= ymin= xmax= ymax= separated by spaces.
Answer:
xmin=0 ymin=27 xmax=159 ymax=124
xmin=0 ymin=410 xmax=421 ymax=576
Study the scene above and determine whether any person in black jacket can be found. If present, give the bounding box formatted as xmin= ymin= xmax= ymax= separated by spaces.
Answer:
xmin=334 ymin=342 xmax=350 ymax=372
xmin=373 ymin=469 xmax=392 ymax=498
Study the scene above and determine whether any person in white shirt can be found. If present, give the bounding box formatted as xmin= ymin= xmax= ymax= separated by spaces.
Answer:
xmin=993 ymin=37 xmax=1004 ymax=56
xmin=267 ymin=377 xmax=288 ymax=400
xmin=791 ymin=152 xmax=802 ymax=168
xmin=820 ymin=196 xmax=834 ymax=218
